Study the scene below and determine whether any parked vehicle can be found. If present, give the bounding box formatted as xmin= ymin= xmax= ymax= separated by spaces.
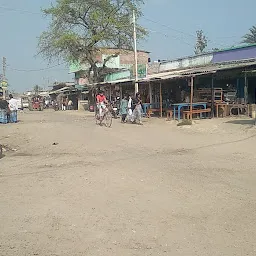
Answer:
xmin=16 ymin=98 xmax=23 ymax=110
xmin=110 ymin=102 xmax=119 ymax=119
xmin=53 ymin=101 xmax=59 ymax=111
xmin=110 ymin=97 xmax=120 ymax=118
xmin=22 ymin=97 xmax=29 ymax=108
xmin=28 ymin=96 xmax=44 ymax=111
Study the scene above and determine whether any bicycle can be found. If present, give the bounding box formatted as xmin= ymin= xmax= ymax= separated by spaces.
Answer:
xmin=95 ymin=104 xmax=112 ymax=127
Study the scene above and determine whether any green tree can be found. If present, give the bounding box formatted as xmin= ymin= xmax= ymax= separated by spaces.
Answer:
xmin=38 ymin=0 xmax=147 ymax=83
xmin=194 ymin=30 xmax=208 ymax=55
xmin=242 ymin=25 xmax=256 ymax=44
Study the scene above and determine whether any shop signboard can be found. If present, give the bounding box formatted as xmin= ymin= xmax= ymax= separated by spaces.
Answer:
xmin=1 ymin=80 xmax=8 ymax=88
xmin=130 ymin=64 xmax=147 ymax=79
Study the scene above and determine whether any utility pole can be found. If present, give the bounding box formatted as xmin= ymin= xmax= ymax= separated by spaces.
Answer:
xmin=2 ymin=57 xmax=7 ymax=99
xmin=132 ymin=10 xmax=139 ymax=94
xmin=3 ymin=57 xmax=6 ymax=79
xmin=117 ymin=0 xmax=121 ymax=48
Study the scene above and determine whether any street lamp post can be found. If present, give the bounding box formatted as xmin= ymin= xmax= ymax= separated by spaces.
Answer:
xmin=132 ymin=10 xmax=139 ymax=94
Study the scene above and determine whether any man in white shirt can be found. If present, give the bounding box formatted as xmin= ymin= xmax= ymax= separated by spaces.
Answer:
xmin=9 ymin=94 xmax=18 ymax=111
xmin=8 ymin=94 xmax=18 ymax=123
xmin=127 ymin=95 xmax=133 ymax=121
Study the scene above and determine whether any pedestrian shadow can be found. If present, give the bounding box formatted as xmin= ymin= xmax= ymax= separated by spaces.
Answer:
xmin=225 ymin=119 xmax=255 ymax=125
xmin=0 ymin=145 xmax=4 ymax=159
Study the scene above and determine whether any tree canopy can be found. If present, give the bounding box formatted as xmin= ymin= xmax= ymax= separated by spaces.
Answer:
xmin=194 ymin=30 xmax=208 ymax=55
xmin=242 ymin=25 xmax=256 ymax=44
xmin=38 ymin=0 xmax=147 ymax=83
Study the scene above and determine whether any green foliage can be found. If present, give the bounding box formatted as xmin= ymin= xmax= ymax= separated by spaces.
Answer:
xmin=38 ymin=0 xmax=147 ymax=83
xmin=242 ymin=25 xmax=256 ymax=44
xmin=194 ymin=30 xmax=208 ymax=55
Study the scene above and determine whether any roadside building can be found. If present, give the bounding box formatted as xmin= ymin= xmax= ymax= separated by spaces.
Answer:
xmin=137 ymin=44 xmax=256 ymax=118
xmin=69 ymin=47 xmax=150 ymax=110
xmin=69 ymin=44 xmax=256 ymax=119
xmin=49 ymin=82 xmax=79 ymax=110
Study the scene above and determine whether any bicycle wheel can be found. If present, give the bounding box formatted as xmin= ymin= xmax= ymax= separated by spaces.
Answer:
xmin=104 ymin=111 xmax=112 ymax=127
xmin=95 ymin=113 xmax=100 ymax=125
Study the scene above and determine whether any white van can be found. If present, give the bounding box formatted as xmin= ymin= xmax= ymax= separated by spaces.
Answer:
xmin=16 ymin=98 xmax=23 ymax=109
xmin=21 ymin=97 xmax=29 ymax=108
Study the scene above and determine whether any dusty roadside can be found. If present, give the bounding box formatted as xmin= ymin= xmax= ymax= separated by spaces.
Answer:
xmin=1 ymin=110 xmax=256 ymax=256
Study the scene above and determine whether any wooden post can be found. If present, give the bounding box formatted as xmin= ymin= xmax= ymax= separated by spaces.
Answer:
xmin=149 ymin=81 xmax=153 ymax=104
xmin=120 ymin=84 xmax=122 ymax=100
xmin=211 ymin=76 xmax=215 ymax=118
xmin=109 ymin=85 xmax=112 ymax=101
xmin=190 ymin=76 xmax=194 ymax=121
xmin=160 ymin=82 xmax=163 ymax=118
xmin=244 ymin=72 xmax=248 ymax=104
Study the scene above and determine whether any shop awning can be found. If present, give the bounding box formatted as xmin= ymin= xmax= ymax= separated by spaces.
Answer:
xmin=49 ymin=86 xmax=77 ymax=95
xmin=140 ymin=60 xmax=256 ymax=82
xmin=86 ymin=78 xmax=134 ymax=88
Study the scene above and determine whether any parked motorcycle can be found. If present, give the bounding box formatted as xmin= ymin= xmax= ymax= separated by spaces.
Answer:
xmin=110 ymin=102 xmax=118 ymax=119
xmin=110 ymin=97 xmax=120 ymax=119
xmin=53 ymin=102 xmax=59 ymax=111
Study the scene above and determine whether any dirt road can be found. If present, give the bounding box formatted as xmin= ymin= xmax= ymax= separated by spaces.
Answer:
xmin=1 ymin=110 xmax=256 ymax=256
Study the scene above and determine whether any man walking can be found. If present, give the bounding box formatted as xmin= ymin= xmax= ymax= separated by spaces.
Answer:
xmin=8 ymin=94 xmax=18 ymax=123
xmin=132 ymin=92 xmax=143 ymax=125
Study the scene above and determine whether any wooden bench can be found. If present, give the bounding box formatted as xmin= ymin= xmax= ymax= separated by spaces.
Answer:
xmin=147 ymin=108 xmax=160 ymax=118
xmin=147 ymin=108 xmax=173 ymax=119
xmin=183 ymin=108 xmax=211 ymax=119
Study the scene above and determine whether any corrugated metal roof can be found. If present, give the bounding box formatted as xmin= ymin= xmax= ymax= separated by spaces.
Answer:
xmin=159 ymin=44 xmax=256 ymax=65
xmin=141 ymin=60 xmax=256 ymax=82
xmin=87 ymin=78 xmax=135 ymax=88
xmin=110 ymin=78 xmax=134 ymax=84
xmin=215 ymin=43 xmax=256 ymax=53
xmin=49 ymin=86 xmax=77 ymax=95
xmin=81 ymin=60 xmax=256 ymax=86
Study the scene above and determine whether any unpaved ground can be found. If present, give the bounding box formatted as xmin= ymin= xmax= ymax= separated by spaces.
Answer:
xmin=1 ymin=110 xmax=256 ymax=256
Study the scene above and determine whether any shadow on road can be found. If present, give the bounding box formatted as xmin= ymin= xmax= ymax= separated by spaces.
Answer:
xmin=225 ymin=119 xmax=255 ymax=125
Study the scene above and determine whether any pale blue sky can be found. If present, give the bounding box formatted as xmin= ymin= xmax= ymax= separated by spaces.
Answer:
xmin=0 ymin=0 xmax=255 ymax=92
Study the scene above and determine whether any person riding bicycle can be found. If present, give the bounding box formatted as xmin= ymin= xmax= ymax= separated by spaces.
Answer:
xmin=96 ymin=90 xmax=108 ymax=120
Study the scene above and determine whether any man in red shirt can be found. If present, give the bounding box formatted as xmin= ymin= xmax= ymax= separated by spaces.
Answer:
xmin=96 ymin=90 xmax=108 ymax=119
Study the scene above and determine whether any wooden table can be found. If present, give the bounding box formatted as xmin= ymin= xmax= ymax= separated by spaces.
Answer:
xmin=183 ymin=108 xmax=211 ymax=119
xmin=172 ymin=102 xmax=207 ymax=121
